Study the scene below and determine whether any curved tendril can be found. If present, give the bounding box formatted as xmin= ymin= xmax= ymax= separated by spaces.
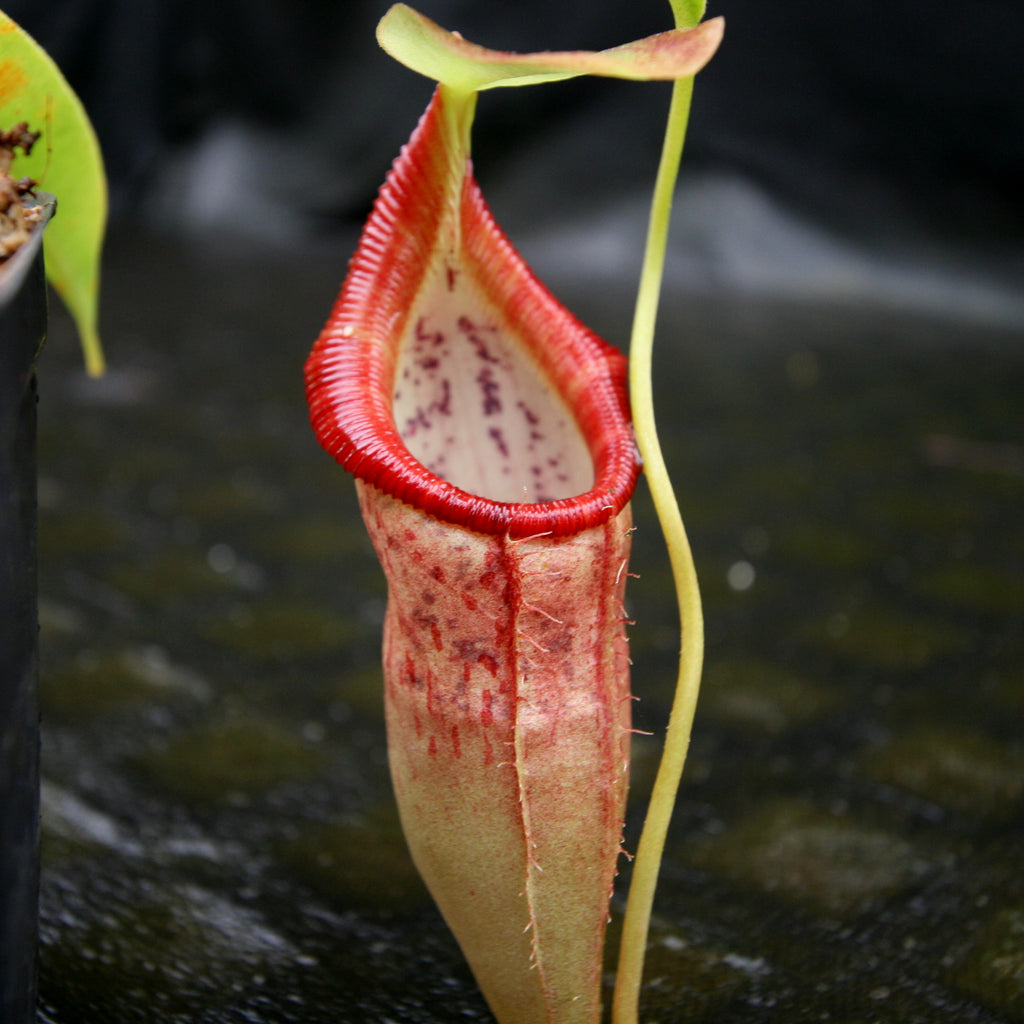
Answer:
xmin=612 ymin=6 xmax=706 ymax=1024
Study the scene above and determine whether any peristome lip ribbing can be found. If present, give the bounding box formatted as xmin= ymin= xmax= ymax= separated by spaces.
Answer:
xmin=305 ymin=85 xmax=640 ymax=539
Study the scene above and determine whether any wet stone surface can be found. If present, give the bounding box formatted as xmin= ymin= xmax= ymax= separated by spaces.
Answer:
xmin=34 ymin=232 xmax=1024 ymax=1022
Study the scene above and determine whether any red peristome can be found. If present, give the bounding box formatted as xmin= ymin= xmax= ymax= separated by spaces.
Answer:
xmin=304 ymin=85 xmax=640 ymax=538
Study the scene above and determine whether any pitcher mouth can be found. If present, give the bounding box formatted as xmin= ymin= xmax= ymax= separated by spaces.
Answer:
xmin=305 ymin=86 xmax=640 ymax=539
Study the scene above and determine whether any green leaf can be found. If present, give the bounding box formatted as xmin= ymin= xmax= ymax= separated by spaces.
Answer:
xmin=377 ymin=3 xmax=723 ymax=94
xmin=1 ymin=10 xmax=107 ymax=375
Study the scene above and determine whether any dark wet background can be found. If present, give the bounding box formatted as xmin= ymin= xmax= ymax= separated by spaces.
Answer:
xmin=10 ymin=0 xmax=1024 ymax=1021
xmin=34 ymin=237 xmax=1024 ymax=1022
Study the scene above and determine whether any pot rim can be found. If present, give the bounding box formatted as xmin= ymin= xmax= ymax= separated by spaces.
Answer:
xmin=0 ymin=191 xmax=55 ymax=310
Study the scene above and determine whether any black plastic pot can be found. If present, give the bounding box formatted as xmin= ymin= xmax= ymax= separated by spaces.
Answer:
xmin=0 ymin=194 xmax=54 ymax=1024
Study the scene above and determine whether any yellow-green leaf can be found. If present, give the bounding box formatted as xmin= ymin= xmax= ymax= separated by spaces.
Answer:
xmin=0 ymin=10 xmax=107 ymax=375
xmin=377 ymin=3 xmax=724 ymax=94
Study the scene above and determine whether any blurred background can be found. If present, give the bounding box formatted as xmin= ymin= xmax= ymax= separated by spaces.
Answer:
xmin=10 ymin=3 xmax=1024 ymax=1023
xmin=6 ymin=0 xmax=1024 ymax=323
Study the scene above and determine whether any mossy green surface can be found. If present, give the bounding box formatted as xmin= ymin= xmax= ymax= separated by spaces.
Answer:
xmin=200 ymin=599 xmax=356 ymax=660
xmin=687 ymin=798 xmax=927 ymax=917
xmin=40 ymin=646 xmax=209 ymax=719
xmin=275 ymin=803 xmax=429 ymax=911
xmin=700 ymin=656 xmax=840 ymax=734
xmin=863 ymin=726 xmax=1024 ymax=820
xmin=137 ymin=717 xmax=328 ymax=802
xmin=796 ymin=600 xmax=976 ymax=672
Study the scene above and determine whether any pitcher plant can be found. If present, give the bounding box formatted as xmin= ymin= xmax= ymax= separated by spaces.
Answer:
xmin=304 ymin=4 xmax=721 ymax=1022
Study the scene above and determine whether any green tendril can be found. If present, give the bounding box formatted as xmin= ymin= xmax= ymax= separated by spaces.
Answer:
xmin=612 ymin=4 xmax=706 ymax=1023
